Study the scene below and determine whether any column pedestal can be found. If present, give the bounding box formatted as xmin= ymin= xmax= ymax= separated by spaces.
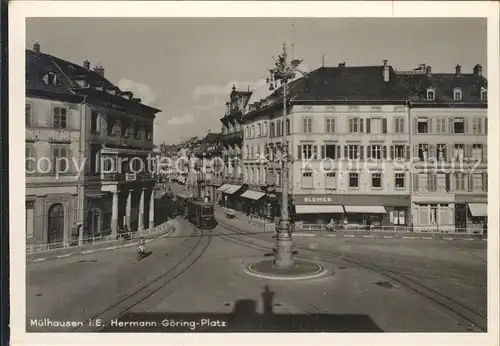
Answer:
xmin=149 ymin=189 xmax=155 ymax=229
xmin=139 ymin=188 xmax=145 ymax=234
xmin=111 ymin=190 xmax=119 ymax=237
xmin=125 ymin=189 xmax=132 ymax=230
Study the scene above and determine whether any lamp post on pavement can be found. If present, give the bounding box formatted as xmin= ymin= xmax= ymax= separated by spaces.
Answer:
xmin=266 ymin=43 xmax=307 ymax=270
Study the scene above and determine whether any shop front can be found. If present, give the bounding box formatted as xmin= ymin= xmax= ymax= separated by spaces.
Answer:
xmin=293 ymin=195 xmax=344 ymax=227
xmin=240 ymin=189 xmax=266 ymax=217
xmin=221 ymin=184 xmax=244 ymax=211
xmin=455 ymin=195 xmax=487 ymax=234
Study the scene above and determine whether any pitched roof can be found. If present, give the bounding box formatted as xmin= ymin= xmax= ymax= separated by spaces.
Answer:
xmin=26 ymin=48 xmax=161 ymax=114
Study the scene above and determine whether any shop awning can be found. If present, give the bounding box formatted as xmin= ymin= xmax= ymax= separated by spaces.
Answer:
xmin=296 ymin=205 xmax=344 ymax=214
xmin=176 ymin=192 xmax=191 ymax=199
xmin=344 ymin=205 xmax=387 ymax=214
xmin=241 ymin=190 xmax=266 ymax=200
xmin=224 ymin=185 xmax=242 ymax=195
xmin=468 ymin=203 xmax=487 ymax=217
xmin=217 ymin=184 xmax=231 ymax=192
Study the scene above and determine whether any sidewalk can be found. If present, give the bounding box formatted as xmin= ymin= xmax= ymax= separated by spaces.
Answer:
xmin=214 ymin=208 xmax=486 ymax=242
xmin=27 ymin=220 xmax=179 ymax=264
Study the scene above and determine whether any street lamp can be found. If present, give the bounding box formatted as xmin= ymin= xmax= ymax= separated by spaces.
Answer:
xmin=266 ymin=43 xmax=307 ymax=270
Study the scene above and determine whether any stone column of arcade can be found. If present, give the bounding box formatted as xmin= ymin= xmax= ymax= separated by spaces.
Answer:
xmin=139 ymin=188 xmax=145 ymax=234
xmin=111 ymin=190 xmax=119 ymax=238
xmin=149 ymin=189 xmax=155 ymax=229
xmin=125 ymin=189 xmax=132 ymax=230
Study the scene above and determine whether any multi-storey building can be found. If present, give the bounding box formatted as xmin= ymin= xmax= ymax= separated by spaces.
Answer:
xmin=215 ymin=86 xmax=251 ymax=210
xmin=26 ymin=43 xmax=161 ymax=247
xmin=403 ymin=64 xmax=488 ymax=232
xmin=193 ymin=132 xmax=222 ymax=203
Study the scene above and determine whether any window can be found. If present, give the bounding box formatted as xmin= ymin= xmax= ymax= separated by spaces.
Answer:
xmin=368 ymin=145 xmax=382 ymax=160
xmin=325 ymin=172 xmax=337 ymax=189
xmin=349 ymin=173 xmax=359 ymax=188
xmin=436 ymin=144 xmax=447 ymax=162
xmin=454 ymin=144 xmax=465 ymax=161
xmin=297 ymin=144 xmax=313 ymax=160
xmin=394 ymin=117 xmax=405 ymax=133
xmin=426 ymin=89 xmax=435 ymax=101
xmin=301 ymin=171 xmax=313 ymax=189
xmin=91 ymin=110 xmax=100 ymax=133
xmin=286 ymin=119 xmax=291 ymax=134
xmin=435 ymin=118 xmax=446 ymax=133
xmin=25 ymin=145 xmax=35 ymax=172
xmin=325 ymin=118 xmax=335 ymax=133
xmin=392 ymin=208 xmax=406 ymax=225
xmin=270 ymin=122 xmax=275 ymax=137
xmin=348 ymin=145 xmax=361 ymax=160
xmin=302 ymin=117 xmax=312 ymax=133
xmin=395 ymin=173 xmax=405 ymax=189
xmin=277 ymin=120 xmax=283 ymax=136
xmin=368 ymin=118 xmax=383 ymax=134
xmin=417 ymin=118 xmax=428 ymax=133
xmin=453 ymin=88 xmax=462 ymax=101
xmin=393 ymin=145 xmax=406 ymax=160
xmin=257 ymin=123 xmax=262 ymax=137
xmin=481 ymin=88 xmax=487 ymax=101
xmin=471 ymin=144 xmax=483 ymax=161
xmin=251 ymin=125 xmax=255 ymax=138
xmin=418 ymin=144 xmax=428 ymax=161
xmin=372 ymin=173 xmax=382 ymax=188
xmin=25 ymin=103 xmax=32 ymax=127
xmin=454 ymin=173 xmax=466 ymax=191
xmin=26 ymin=201 xmax=35 ymax=238
xmin=348 ymin=118 xmax=363 ymax=133
xmin=472 ymin=118 xmax=483 ymax=134
xmin=42 ymin=72 xmax=58 ymax=86
xmin=263 ymin=121 xmax=268 ymax=136
xmin=453 ymin=117 xmax=465 ymax=134
xmin=436 ymin=173 xmax=448 ymax=191
xmin=430 ymin=205 xmax=438 ymax=225
xmin=323 ymin=144 xmax=338 ymax=160
xmin=53 ymin=107 xmax=67 ymax=129
xmin=472 ymin=173 xmax=483 ymax=191
xmin=52 ymin=147 xmax=69 ymax=173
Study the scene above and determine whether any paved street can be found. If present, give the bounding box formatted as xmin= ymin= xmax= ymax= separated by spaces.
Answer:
xmin=26 ymin=211 xmax=487 ymax=333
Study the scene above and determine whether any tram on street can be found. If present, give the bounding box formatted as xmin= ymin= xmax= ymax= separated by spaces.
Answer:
xmin=175 ymin=192 xmax=191 ymax=218
xmin=187 ymin=198 xmax=215 ymax=229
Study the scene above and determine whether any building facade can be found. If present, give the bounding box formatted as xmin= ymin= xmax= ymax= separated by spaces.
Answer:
xmin=215 ymin=86 xmax=250 ymax=210
xmin=26 ymin=43 xmax=161 ymax=247
xmin=405 ymin=64 xmax=488 ymax=232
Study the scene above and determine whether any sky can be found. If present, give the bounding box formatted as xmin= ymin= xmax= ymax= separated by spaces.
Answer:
xmin=26 ymin=18 xmax=487 ymax=145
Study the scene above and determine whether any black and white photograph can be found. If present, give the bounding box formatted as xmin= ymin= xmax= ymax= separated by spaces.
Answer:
xmin=8 ymin=1 xmax=499 ymax=344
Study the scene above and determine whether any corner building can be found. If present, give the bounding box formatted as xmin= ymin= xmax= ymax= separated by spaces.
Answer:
xmin=25 ymin=43 xmax=161 ymax=248
xmin=404 ymin=64 xmax=488 ymax=232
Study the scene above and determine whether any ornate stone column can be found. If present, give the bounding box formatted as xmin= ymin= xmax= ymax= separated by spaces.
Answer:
xmin=125 ymin=189 xmax=132 ymax=229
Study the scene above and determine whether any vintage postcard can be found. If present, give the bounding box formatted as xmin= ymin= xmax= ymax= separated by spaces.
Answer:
xmin=8 ymin=1 xmax=499 ymax=345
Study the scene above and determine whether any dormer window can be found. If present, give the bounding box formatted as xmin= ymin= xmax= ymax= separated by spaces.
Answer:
xmin=426 ymin=88 xmax=435 ymax=101
xmin=42 ymin=72 xmax=58 ymax=86
xmin=453 ymin=88 xmax=462 ymax=101
xmin=481 ymin=88 xmax=487 ymax=101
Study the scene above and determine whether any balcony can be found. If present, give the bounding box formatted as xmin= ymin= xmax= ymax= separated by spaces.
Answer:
xmin=90 ymin=133 xmax=154 ymax=150
xmin=100 ymin=172 xmax=156 ymax=182
xmin=26 ymin=127 xmax=72 ymax=142
xmin=220 ymin=130 xmax=243 ymax=144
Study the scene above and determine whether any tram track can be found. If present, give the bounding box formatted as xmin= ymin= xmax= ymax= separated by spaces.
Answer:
xmin=215 ymin=218 xmax=487 ymax=332
xmin=71 ymin=227 xmax=213 ymax=332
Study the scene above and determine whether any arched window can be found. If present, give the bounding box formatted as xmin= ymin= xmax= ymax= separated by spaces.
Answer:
xmin=286 ymin=118 xmax=291 ymax=134
xmin=453 ymin=88 xmax=462 ymax=101
xmin=481 ymin=88 xmax=487 ymax=101
xmin=48 ymin=203 xmax=64 ymax=245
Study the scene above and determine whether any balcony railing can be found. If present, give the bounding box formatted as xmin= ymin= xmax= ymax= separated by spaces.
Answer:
xmin=220 ymin=130 xmax=243 ymax=142
xmin=100 ymin=172 xmax=156 ymax=182
xmin=26 ymin=128 xmax=71 ymax=142
xmin=92 ymin=134 xmax=155 ymax=149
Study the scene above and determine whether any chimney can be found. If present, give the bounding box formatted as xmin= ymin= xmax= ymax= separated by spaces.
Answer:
xmin=426 ymin=65 xmax=432 ymax=76
xmin=455 ymin=64 xmax=462 ymax=76
xmin=473 ymin=64 xmax=483 ymax=77
xmin=383 ymin=60 xmax=390 ymax=82
xmin=93 ymin=65 xmax=105 ymax=77
xmin=33 ymin=42 xmax=40 ymax=53
xmin=83 ymin=60 xmax=90 ymax=70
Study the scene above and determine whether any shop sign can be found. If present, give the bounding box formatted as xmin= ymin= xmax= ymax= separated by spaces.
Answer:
xmin=295 ymin=195 xmax=334 ymax=205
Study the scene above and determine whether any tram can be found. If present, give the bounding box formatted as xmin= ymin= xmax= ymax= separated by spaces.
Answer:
xmin=186 ymin=198 xmax=216 ymax=229
xmin=174 ymin=192 xmax=191 ymax=218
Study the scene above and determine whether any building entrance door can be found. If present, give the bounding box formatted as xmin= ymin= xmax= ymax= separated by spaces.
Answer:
xmin=48 ymin=203 xmax=64 ymax=246
xmin=455 ymin=203 xmax=467 ymax=232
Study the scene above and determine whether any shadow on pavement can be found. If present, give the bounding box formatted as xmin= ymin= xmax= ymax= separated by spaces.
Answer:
xmin=98 ymin=285 xmax=383 ymax=332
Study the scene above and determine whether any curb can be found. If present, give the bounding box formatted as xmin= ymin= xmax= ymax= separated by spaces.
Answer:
xmin=292 ymin=233 xmax=485 ymax=242
xmin=27 ymin=227 xmax=176 ymax=264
